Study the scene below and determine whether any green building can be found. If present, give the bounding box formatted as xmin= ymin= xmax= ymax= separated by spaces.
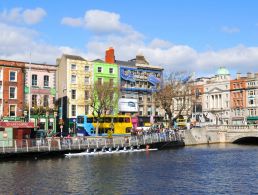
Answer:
xmin=92 ymin=59 xmax=119 ymax=114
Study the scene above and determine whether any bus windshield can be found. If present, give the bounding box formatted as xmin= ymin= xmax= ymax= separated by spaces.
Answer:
xmin=77 ymin=116 xmax=84 ymax=124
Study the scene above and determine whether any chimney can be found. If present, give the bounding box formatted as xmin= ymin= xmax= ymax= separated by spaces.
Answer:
xmin=236 ymin=72 xmax=241 ymax=79
xmin=105 ymin=47 xmax=115 ymax=64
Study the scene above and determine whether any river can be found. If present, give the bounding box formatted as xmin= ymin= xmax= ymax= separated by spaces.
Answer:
xmin=1 ymin=144 xmax=258 ymax=195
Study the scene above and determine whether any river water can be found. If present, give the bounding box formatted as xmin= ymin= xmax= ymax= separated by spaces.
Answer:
xmin=1 ymin=144 xmax=258 ymax=195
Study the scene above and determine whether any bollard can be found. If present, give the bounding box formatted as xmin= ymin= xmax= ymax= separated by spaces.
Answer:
xmin=58 ymin=139 xmax=61 ymax=150
xmin=26 ymin=140 xmax=29 ymax=152
xmin=113 ymin=138 xmax=115 ymax=148
xmin=14 ymin=140 xmax=17 ymax=152
xmin=78 ymin=140 xmax=81 ymax=150
xmin=2 ymin=142 xmax=5 ymax=153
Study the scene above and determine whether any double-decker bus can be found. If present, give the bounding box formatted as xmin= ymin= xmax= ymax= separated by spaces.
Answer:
xmin=76 ymin=115 xmax=132 ymax=136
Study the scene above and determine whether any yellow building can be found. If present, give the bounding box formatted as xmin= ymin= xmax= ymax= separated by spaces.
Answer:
xmin=56 ymin=54 xmax=93 ymax=130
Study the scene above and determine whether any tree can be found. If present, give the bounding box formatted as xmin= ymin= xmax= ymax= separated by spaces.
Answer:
xmin=89 ymin=81 xmax=119 ymax=135
xmin=155 ymin=72 xmax=195 ymax=127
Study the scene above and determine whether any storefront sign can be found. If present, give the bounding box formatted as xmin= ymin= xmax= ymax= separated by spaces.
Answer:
xmin=0 ymin=122 xmax=35 ymax=128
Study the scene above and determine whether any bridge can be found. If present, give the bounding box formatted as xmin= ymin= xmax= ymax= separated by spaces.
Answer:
xmin=184 ymin=125 xmax=258 ymax=145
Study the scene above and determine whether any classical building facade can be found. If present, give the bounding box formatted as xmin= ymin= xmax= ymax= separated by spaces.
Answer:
xmin=57 ymin=54 xmax=93 ymax=130
xmin=0 ymin=60 xmax=25 ymax=118
xmin=202 ymin=67 xmax=231 ymax=125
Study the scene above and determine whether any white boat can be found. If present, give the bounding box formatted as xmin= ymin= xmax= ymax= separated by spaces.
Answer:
xmin=65 ymin=148 xmax=158 ymax=157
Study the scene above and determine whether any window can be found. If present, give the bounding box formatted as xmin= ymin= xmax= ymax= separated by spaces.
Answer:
xmin=85 ymin=105 xmax=89 ymax=115
xmin=32 ymin=74 xmax=37 ymax=86
xmin=139 ymin=96 xmax=143 ymax=101
xmin=9 ymin=71 xmax=17 ymax=81
xmin=97 ymin=67 xmax=102 ymax=73
xmin=43 ymin=95 xmax=49 ymax=107
xmin=109 ymin=78 xmax=114 ymax=86
xmin=109 ymin=68 xmax=114 ymax=74
xmin=9 ymin=87 xmax=16 ymax=99
xmin=84 ymin=77 xmax=90 ymax=84
xmin=85 ymin=66 xmax=89 ymax=72
xmin=71 ymin=64 xmax=76 ymax=70
xmin=72 ymin=105 xmax=76 ymax=116
xmin=71 ymin=75 xmax=76 ymax=84
xmin=71 ymin=90 xmax=76 ymax=99
xmin=147 ymin=96 xmax=151 ymax=102
xmin=32 ymin=95 xmax=37 ymax=107
xmin=98 ymin=78 xmax=103 ymax=85
xmin=85 ymin=90 xmax=89 ymax=100
xmin=9 ymin=105 xmax=16 ymax=116
xmin=44 ymin=75 xmax=49 ymax=87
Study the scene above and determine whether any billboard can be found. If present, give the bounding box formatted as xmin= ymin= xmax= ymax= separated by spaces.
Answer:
xmin=118 ymin=98 xmax=138 ymax=112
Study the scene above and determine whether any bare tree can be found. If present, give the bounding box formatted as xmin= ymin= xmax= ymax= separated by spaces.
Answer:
xmin=89 ymin=81 xmax=119 ymax=135
xmin=155 ymin=72 xmax=195 ymax=127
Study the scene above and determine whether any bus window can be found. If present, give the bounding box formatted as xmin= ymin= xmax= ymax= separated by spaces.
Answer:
xmin=119 ymin=117 xmax=124 ymax=123
xmin=125 ymin=117 xmax=130 ymax=123
xmin=87 ymin=117 xmax=93 ymax=123
xmin=113 ymin=117 xmax=118 ymax=123
xmin=104 ymin=117 xmax=111 ymax=123
xmin=99 ymin=117 xmax=104 ymax=123
xmin=77 ymin=116 xmax=84 ymax=123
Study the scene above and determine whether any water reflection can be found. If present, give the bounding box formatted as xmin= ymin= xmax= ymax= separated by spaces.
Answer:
xmin=1 ymin=144 xmax=258 ymax=194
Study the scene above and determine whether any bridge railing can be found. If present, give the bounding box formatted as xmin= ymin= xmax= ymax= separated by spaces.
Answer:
xmin=0 ymin=132 xmax=183 ymax=154
xmin=206 ymin=125 xmax=258 ymax=131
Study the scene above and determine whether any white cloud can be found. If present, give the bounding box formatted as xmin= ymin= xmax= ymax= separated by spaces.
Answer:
xmin=22 ymin=8 xmax=46 ymax=25
xmin=2 ymin=9 xmax=258 ymax=78
xmin=61 ymin=17 xmax=82 ymax=27
xmin=221 ymin=26 xmax=240 ymax=34
xmin=61 ymin=10 xmax=143 ymax=39
xmin=0 ymin=22 xmax=80 ymax=64
xmin=0 ymin=7 xmax=46 ymax=25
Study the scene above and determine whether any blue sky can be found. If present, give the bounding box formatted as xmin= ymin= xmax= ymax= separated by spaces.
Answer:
xmin=1 ymin=0 xmax=258 ymax=76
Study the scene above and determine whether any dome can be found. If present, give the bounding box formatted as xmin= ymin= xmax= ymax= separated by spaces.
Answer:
xmin=217 ymin=67 xmax=229 ymax=75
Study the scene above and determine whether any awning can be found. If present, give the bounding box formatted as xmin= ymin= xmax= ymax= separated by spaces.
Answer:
xmin=0 ymin=122 xmax=35 ymax=128
xmin=247 ymin=116 xmax=258 ymax=120
xmin=232 ymin=117 xmax=245 ymax=121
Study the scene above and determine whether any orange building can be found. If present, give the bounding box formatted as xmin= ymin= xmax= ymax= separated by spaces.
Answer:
xmin=230 ymin=73 xmax=247 ymax=124
xmin=0 ymin=60 xmax=25 ymax=118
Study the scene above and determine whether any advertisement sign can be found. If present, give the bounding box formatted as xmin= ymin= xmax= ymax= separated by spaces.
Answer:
xmin=118 ymin=98 xmax=138 ymax=112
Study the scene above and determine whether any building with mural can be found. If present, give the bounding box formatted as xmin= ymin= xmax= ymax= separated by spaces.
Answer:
xmin=24 ymin=62 xmax=58 ymax=135
xmin=57 ymin=54 xmax=93 ymax=133
xmin=107 ymin=49 xmax=164 ymax=126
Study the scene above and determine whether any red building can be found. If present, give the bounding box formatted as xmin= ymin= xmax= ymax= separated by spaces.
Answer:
xmin=0 ymin=60 xmax=25 ymax=118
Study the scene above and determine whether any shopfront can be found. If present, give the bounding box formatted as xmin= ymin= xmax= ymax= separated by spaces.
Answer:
xmin=247 ymin=116 xmax=258 ymax=125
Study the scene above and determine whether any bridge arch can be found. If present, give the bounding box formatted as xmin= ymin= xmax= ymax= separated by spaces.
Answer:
xmin=233 ymin=136 xmax=258 ymax=145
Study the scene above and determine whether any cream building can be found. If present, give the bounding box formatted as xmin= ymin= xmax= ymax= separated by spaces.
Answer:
xmin=57 ymin=54 xmax=93 ymax=128
xmin=202 ymin=67 xmax=231 ymax=125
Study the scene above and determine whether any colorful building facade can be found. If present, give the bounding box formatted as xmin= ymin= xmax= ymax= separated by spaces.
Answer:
xmin=24 ymin=62 xmax=58 ymax=135
xmin=57 ymin=54 xmax=93 ymax=131
xmin=0 ymin=60 xmax=25 ymax=119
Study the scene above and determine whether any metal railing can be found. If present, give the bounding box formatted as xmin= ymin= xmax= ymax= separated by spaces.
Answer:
xmin=0 ymin=132 xmax=183 ymax=154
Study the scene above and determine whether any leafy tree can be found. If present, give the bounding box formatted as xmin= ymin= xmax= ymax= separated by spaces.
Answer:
xmin=89 ymin=81 xmax=119 ymax=135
